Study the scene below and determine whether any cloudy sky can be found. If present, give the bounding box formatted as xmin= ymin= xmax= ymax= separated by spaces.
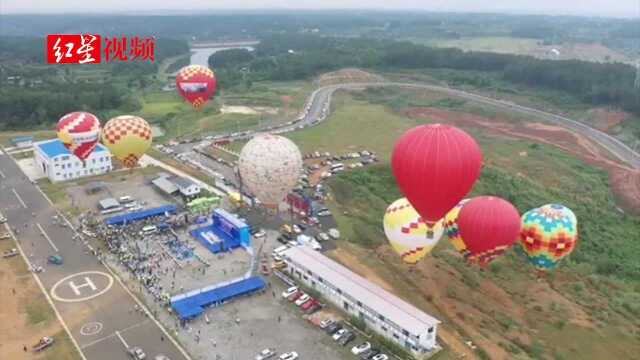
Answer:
xmin=1 ymin=0 xmax=638 ymax=18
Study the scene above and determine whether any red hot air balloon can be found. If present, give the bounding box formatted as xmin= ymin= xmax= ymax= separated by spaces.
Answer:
xmin=175 ymin=65 xmax=217 ymax=109
xmin=56 ymin=111 xmax=101 ymax=162
xmin=391 ymin=124 xmax=482 ymax=229
xmin=457 ymin=196 xmax=521 ymax=266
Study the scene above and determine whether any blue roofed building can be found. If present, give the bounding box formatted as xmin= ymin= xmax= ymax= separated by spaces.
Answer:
xmin=33 ymin=139 xmax=113 ymax=182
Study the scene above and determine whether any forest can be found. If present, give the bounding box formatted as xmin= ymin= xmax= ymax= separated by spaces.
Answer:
xmin=211 ymin=34 xmax=640 ymax=115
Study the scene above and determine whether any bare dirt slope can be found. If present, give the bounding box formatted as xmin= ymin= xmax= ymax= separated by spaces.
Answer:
xmin=405 ymin=107 xmax=640 ymax=214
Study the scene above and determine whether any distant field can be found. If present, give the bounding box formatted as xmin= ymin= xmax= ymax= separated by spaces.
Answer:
xmin=0 ymin=130 xmax=56 ymax=147
xmin=409 ymin=36 xmax=632 ymax=63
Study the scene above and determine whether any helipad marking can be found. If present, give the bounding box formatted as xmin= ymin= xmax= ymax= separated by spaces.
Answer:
xmin=50 ymin=271 xmax=114 ymax=303
xmin=80 ymin=322 xmax=103 ymax=336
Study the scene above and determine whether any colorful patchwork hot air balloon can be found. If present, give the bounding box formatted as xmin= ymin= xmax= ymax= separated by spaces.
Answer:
xmin=443 ymin=198 xmax=471 ymax=256
xmin=102 ymin=115 xmax=152 ymax=168
xmin=56 ymin=112 xmax=101 ymax=162
xmin=457 ymin=196 xmax=521 ymax=266
xmin=383 ymin=198 xmax=443 ymax=264
xmin=519 ymin=204 xmax=578 ymax=271
xmin=175 ymin=65 xmax=217 ymax=109
xmin=391 ymin=124 xmax=482 ymax=234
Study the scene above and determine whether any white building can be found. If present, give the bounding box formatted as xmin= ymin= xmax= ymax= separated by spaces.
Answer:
xmin=33 ymin=139 xmax=112 ymax=183
xmin=174 ymin=177 xmax=201 ymax=197
xmin=281 ymin=246 xmax=440 ymax=356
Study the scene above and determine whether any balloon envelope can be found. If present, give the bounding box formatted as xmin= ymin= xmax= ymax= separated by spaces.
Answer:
xmin=102 ymin=115 xmax=152 ymax=168
xmin=443 ymin=198 xmax=471 ymax=256
xmin=175 ymin=65 xmax=217 ymax=109
xmin=384 ymin=198 xmax=443 ymax=264
xmin=238 ymin=134 xmax=303 ymax=207
xmin=457 ymin=196 xmax=521 ymax=265
xmin=56 ymin=111 xmax=101 ymax=161
xmin=520 ymin=204 xmax=578 ymax=271
xmin=391 ymin=124 xmax=482 ymax=224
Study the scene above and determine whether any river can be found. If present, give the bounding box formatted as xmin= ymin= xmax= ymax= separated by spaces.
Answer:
xmin=189 ymin=46 xmax=255 ymax=68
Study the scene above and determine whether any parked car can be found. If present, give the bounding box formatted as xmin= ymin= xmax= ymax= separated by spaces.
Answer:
xmin=316 ymin=233 xmax=330 ymax=242
xmin=281 ymin=286 xmax=298 ymax=299
xmin=352 ymin=342 xmax=372 ymax=355
xmin=301 ymin=298 xmax=318 ymax=311
xmin=292 ymin=225 xmax=302 ymax=234
xmin=294 ymin=293 xmax=310 ymax=306
xmin=317 ymin=210 xmax=332 ymax=217
xmin=338 ymin=331 xmax=355 ymax=346
xmin=253 ymin=230 xmax=266 ymax=238
xmin=328 ymin=228 xmax=340 ymax=239
xmin=296 ymin=223 xmax=307 ymax=231
xmin=154 ymin=355 xmax=171 ymax=360
xmin=372 ymin=354 xmax=389 ymax=360
xmin=0 ymin=215 xmax=6 ymax=224
xmin=0 ymin=233 xmax=10 ymax=240
xmin=128 ymin=346 xmax=146 ymax=360
xmin=325 ymin=322 xmax=342 ymax=335
xmin=2 ymin=248 xmax=18 ymax=258
xmin=47 ymin=255 xmax=63 ymax=265
xmin=288 ymin=291 xmax=304 ymax=302
xmin=332 ymin=328 xmax=348 ymax=341
xmin=277 ymin=236 xmax=289 ymax=245
xmin=360 ymin=349 xmax=380 ymax=360
xmin=319 ymin=319 xmax=334 ymax=329
xmin=305 ymin=302 xmax=321 ymax=314
xmin=279 ymin=352 xmax=298 ymax=360
xmin=255 ymin=348 xmax=276 ymax=360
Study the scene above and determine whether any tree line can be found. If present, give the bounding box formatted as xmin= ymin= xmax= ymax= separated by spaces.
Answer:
xmin=210 ymin=34 xmax=639 ymax=115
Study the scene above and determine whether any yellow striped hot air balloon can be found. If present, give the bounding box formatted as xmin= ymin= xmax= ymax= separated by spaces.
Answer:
xmin=102 ymin=115 xmax=152 ymax=168
xmin=383 ymin=198 xmax=443 ymax=264
xmin=444 ymin=198 xmax=471 ymax=256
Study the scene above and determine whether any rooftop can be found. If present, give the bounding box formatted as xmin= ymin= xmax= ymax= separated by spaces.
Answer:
xmin=98 ymin=198 xmax=120 ymax=210
xmin=152 ymin=176 xmax=179 ymax=195
xmin=213 ymin=208 xmax=248 ymax=229
xmin=174 ymin=177 xmax=198 ymax=190
xmin=282 ymin=246 xmax=440 ymax=335
xmin=35 ymin=139 xmax=107 ymax=159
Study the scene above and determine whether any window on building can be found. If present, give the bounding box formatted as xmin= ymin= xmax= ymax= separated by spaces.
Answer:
xmin=402 ymin=329 xmax=409 ymax=337
xmin=356 ymin=300 xmax=362 ymax=307
xmin=393 ymin=333 xmax=399 ymax=339
xmin=303 ymin=275 xmax=308 ymax=280
xmin=318 ymin=277 xmax=323 ymax=283
xmin=428 ymin=327 xmax=434 ymax=333
xmin=343 ymin=301 xmax=349 ymax=311
xmin=62 ymin=156 xmax=69 ymax=161
xmin=336 ymin=288 xmax=342 ymax=295
xmin=378 ymin=314 xmax=385 ymax=321
xmin=381 ymin=326 xmax=387 ymax=332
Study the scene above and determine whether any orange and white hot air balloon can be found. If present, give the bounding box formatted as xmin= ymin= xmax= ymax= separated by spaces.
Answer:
xmin=101 ymin=115 xmax=152 ymax=168
xmin=56 ymin=111 xmax=101 ymax=162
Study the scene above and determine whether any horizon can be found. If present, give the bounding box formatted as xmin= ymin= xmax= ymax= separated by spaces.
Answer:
xmin=1 ymin=3 xmax=638 ymax=19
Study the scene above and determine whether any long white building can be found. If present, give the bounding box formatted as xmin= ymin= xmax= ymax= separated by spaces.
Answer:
xmin=34 ymin=139 xmax=112 ymax=182
xmin=281 ymin=245 xmax=440 ymax=356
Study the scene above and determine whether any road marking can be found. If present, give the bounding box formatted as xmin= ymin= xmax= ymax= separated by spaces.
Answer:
xmin=80 ymin=322 xmax=103 ymax=336
xmin=115 ymin=331 xmax=129 ymax=349
xmin=81 ymin=320 xmax=149 ymax=349
xmin=3 ymin=225 xmax=88 ymax=360
xmin=12 ymin=188 xmax=27 ymax=208
xmin=50 ymin=271 xmax=114 ymax=303
xmin=35 ymin=184 xmax=54 ymax=206
xmin=0 ymin=168 xmax=5 ymax=178
xmin=36 ymin=223 xmax=58 ymax=252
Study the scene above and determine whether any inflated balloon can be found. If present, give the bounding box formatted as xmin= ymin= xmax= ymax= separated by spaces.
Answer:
xmin=520 ymin=204 xmax=578 ymax=271
xmin=56 ymin=112 xmax=101 ymax=162
xmin=175 ymin=65 xmax=217 ymax=109
xmin=443 ymin=198 xmax=471 ymax=256
xmin=238 ymin=134 xmax=303 ymax=207
xmin=102 ymin=115 xmax=152 ymax=168
xmin=383 ymin=198 xmax=443 ymax=264
xmin=391 ymin=124 xmax=482 ymax=232
xmin=457 ymin=196 xmax=521 ymax=266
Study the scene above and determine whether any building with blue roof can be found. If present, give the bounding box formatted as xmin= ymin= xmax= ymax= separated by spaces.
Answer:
xmin=33 ymin=139 xmax=112 ymax=182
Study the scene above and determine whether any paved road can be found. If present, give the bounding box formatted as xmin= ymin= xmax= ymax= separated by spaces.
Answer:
xmin=207 ymin=81 xmax=640 ymax=170
xmin=0 ymin=152 xmax=190 ymax=360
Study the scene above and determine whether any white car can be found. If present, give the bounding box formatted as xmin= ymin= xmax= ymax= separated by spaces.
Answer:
xmin=255 ymin=348 xmax=276 ymax=360
xmin=279 ymin=352 xmax=298 ymax=360
xmin=253 ymin=230 xmax=266 ymax=238
xmin=0 ymin=215 xmax=6 ymax=224
xmin=295 ymin=293 xmax=310 ymax=306
xmin=154 ymin=355 xmax=171 ymax=360
xmin=316 ymin=233 xmax=330 ymax=242
xmin=372 ymin=354 xmax=389 ymax=360
xmin=351 ymin=342 xmax=371 ymax=355
xmin=128 ymin=346 xmax=146 ymax=360
xmin=332 ymin=328 xmax=347 ymax=341
xmin=292 ymin=225 xmax=302 ymax=234
xmin=281 ymin=286 xmax=298 ymax=299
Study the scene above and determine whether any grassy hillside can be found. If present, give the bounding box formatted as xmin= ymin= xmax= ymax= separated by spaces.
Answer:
xmin=285 ymin=92 xmax=640 ymax=360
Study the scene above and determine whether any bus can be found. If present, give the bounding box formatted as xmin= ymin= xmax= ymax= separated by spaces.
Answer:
xmin=141 ymin=225 xmax=158 ymax=235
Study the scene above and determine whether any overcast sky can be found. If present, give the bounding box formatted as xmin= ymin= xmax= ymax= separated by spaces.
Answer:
xmin=1 ymin=0 xmax=638 ymax=18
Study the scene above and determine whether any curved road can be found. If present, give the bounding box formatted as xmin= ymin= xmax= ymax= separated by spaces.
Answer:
xmin=218 ymin=81 xmax=640 ymax=170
